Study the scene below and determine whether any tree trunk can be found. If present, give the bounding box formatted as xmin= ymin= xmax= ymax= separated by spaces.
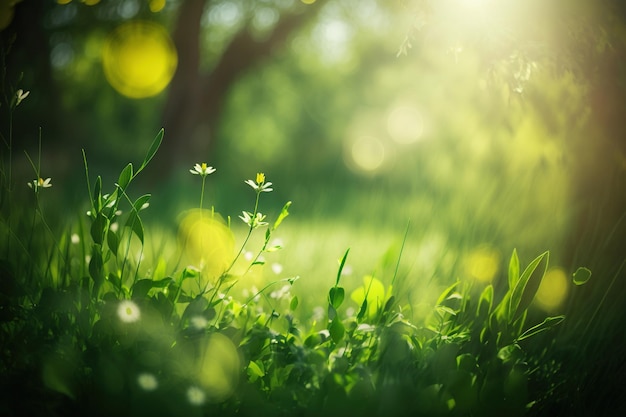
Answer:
xmin=154 ymin=0 xmax=328 ymax=180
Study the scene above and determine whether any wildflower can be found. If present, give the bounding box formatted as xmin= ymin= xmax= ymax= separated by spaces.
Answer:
xmin=117 ymin=300 xmax=141 ymax=323
xmin=190 ymin=162 xmax=216 ymax=177
xmin=27 ymin=177 xmax=52 ymax=192
xmin=244 ymin=172 xmax=273 ymax=193
xmin=187 ymin=386 xmax=206 ymax=406
xmin=137 ymin=373 xmax=158 ymax=391
xmin=239 ymin=211 xmax=268 ymax=228
xmin=14 ymin=89 xmax=30 ymax=107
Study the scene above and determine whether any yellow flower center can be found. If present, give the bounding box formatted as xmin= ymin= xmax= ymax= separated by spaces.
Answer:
xmin=38 ymin=178 xmax=45 ymax=186
xmin=201 ymin=163 xmax=207 ymax=171
xmin=256 ymin=173 xmax=265 ymax=184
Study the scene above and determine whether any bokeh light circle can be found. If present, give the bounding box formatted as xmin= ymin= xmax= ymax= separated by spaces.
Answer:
xmin=198 ymin=333 xmax=240 ymax=401
xmin=464 ymin=246 xmax=500 ymax=283
xmin=535 ymin=268 xmax=568 ymax=311
xmin=387 ymin=105 xmax=425 ymax=144
xmin=349 ymin=136 xmax=385 ymax=172
xmin=102 ymin=21 xmax=177 ymax=98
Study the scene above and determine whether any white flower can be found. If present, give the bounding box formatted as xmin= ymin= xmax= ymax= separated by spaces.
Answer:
xmin=117 ymin=300 xmax=141 ymax=323
xmin=27 ymin=177 xmax=52 ymax=191
xmin=190 ymin=163 xmax=216 ymax=177
xmin=70 ymin=233 xmax=80 ymax=244
xmin=187 ymin=386 xmax=206 ymax=405
xmin=239 ymin=211 xmax=268 ymax=228
xmin=15 ymin=89 xmax=30 ymax=107
xmin=244 ymin=172 xmax=273 ymax=193
xmin=137 ymin=373 xmax=158 ymax=391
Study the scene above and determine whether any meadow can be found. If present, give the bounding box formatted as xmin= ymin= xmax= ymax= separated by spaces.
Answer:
xmin=2 ymin=1 xmax=625 ymax=414
xmin=1 ymin=125 xmax=606 ymax=416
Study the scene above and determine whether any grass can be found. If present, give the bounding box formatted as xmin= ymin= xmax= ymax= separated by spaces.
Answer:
xmin=1 ymin=123 xmax=605 ymax=417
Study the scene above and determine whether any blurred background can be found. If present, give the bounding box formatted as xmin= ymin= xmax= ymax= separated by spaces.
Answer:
xmin=2 ymin=0 xmax=626 ymax=412
xmin=1 ymin=0 xmax=625 ymax=353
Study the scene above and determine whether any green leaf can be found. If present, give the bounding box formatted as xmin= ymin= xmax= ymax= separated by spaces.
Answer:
xmin=273 ymin=201 xmax=291 ymax=230
xmin=106 ymin=229 xmax=119 ymax=255
xmin=477 ymin=284 xmax=494 ymax=318
xmin=508 ymin=249 xmax=520 ymax=290
xmin=572 ymin=267 xmax=592 ymax=286
xmin=382 ymin=295 xmax=396 ymax=315
xmin=153 ymin=257 xmax=168 ymax=281
xmin=117 ymin=163 xmax=133 ymax=191
xmin=335 ymin=248 xmax=350 ymax=286
xmin=356 ymin=298 xmax=368 ymax=321
xmin=90 ymin=213 xmax=108 ymax=245
xmin=132 ymin=279 xmax=156 ymax=299
xmin=290 ymin=296 xmax=299 ymax=311
xmin=92 ymin=176 xmax=102 ymax=213
xmin=436 ymin=305 xmax=457 ymax=317
xmin=328 ymin=316 xmax=345 ymax=343
xmin=107 ymin=272 xmax=121 ymax=289
xmin=329 ymin=287 xmax=345 ymax=310
xmin=437 ymin=281 xmax=459 ymax=306
xmin=138 ymin=128 xmax=164 ymax=173
xmin=247 ymin=360 xmax=265 ymax=380
xmin=125 ymin=211 xmax=144 ymax=244
xmin=517 ymin=315 xmax=565 ymax=341
xmin=497 ymin=344 xmax=523 ymax=363
xmin=133 ymin=194 xmax=151 ymax=212
xmin=509 ymin=251 xmax=549 ymax=321
xmin=88 ymin=248 xmax=104 ymax=286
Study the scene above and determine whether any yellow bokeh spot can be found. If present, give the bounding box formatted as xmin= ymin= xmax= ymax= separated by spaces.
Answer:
xmin=465 ymin=246 xmax=500 ymax=283
xmin=197 ymin=333 xmax=240 ymax=401
xmin=535 ymin=267 xmax=568 ymax=311
xmin=56 ymin=0 xmax=72 ymax=5
xmin=178 ymin=210 xmax=235 ymax=289
xmin=348 ymin=136 xmax=385 ymax=172
xmin=350 ymin=276 xmax=389 ymax=317
xmin=387 ymin=105 xmax=425 ymax=144
xmin=149 ymin=0 xmax=166 ymax=13
xmin=82 ymin=0 xmax=100 ymax=5
xmin=102 ymin=21 xmax=177 ymax=99
xmin=301 ymin=0 xmax=316 ymax=4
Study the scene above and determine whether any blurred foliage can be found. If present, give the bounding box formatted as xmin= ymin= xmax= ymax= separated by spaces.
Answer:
xmin=1 ymin=1 xmax=626 ymax=414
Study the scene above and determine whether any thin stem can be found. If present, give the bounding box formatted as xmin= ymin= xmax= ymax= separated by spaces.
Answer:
xmin=200 ymin=176 xmax=206 ymax=211
xmin=209 ymin=190 xmax=261 ymax=306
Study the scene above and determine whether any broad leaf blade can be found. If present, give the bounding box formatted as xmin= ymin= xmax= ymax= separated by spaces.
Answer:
xmin=329 ymin=286 xmax=345 ymax=310
xmin=106 ymin=229 xmax=119 ymax=256
xmin=138 ymin=128 xmax=164 ymax=173
xmin=125 ymin=211 xmax=145 ymax=244
xmin=117 ymin=163 xmax=133 ymax=191
xmin=508 ymin=249 xmax=520 ymax=290
xmin=572 ymin=267 xmax=592 ymax=286
xmin=510 ymin=251 xmax=549 ymax=321
xmin=272 ymin=201 xmax=291 ymax=230
xmin=328 ymin=316 xmax=345 ymax=343
xmin=335 ymin=248 xmax=350 ymax=286
xmin=517 ymin=315 xmax=565 ymax=341
xmin=133 ymin=194 xmax=151 ymax=212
